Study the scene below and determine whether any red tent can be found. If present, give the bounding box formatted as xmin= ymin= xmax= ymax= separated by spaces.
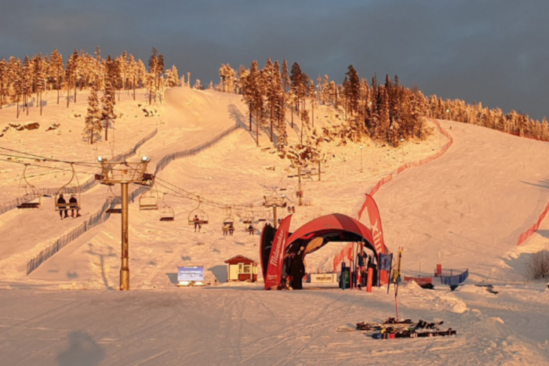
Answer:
xmin=261 ymin=213 xmax=388 ymax=290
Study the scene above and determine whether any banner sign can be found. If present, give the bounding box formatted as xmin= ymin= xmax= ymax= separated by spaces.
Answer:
xmin=379 ymin=253 xmax=393 ymax=272
xmin=178 ymin=266 xmax=204 ymax=282
xmin=264 ymin=214 xmax=292 ymax=290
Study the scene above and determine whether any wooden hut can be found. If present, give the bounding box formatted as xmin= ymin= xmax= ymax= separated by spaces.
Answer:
xmin=224 ymin=255 xmax=258 ymax=282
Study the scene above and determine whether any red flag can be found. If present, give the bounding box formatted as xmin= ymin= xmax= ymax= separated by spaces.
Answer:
xmin=358 ymin=194 xmax=389 ymax=285
xmin=264 ymin=214 xmax=292 ymax=290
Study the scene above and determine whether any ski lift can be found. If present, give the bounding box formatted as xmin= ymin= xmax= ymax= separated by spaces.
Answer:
xmin=188 ymin=197 xmax=209 ymax=225
xmin=139 ymin=185 xmax=159 ymax=211
xmin=159 ymin=194 xmax=175 ymax=221
xmin=242 ymin=211 xmax=254 ymax=225
xmin=54 ymin=163 xmax=81 ymax=213
xmin=16 ymin=164 xmax=41 ymax=209
xmin=222 ymin=206 xmax=234 ymax=226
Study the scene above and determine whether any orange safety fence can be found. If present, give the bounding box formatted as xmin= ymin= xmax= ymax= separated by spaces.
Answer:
xmin=367 ymin=118 xmax=454 ymax=196
xmin=337 ymin=119 xmax=455 ymax=273
xmin=516 ymin=200 xmax=549 ymax=246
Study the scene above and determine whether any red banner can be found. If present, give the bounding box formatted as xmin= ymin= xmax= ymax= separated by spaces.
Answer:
xmin=358 ymin=194 xmax=387 ymax=256
xmin=264 ymin=214 xmax=292 ymax=290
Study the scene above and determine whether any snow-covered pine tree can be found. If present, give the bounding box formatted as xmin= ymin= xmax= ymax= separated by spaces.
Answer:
xmin=0 ymin=59 xmax=7 ymax=109
xmin=136 ymin=59 xmax=146 ymax=100
xmin=281 ymin=60 xmax=290 ymax=93
xmin=344 ymin=65 xmax=360 ymax=116
xmin=148 ymin=48 xmax=158 ymax=105
xmin=290 ymin=62 xmax=302 ymax=112
xmin=33 ymin=53 xmax=46 ymax=115
xmin=9 ymin=57 xmax=22 ymax=118
xmin=49 ymin=49 xmax=63 ymax=104
xmin=156 ymin=53 xmax=164 ymax=101
xmin=263 ymin=58 xmax=277 ymax=141
xmin=167 ymin=65 xmax=179 ymax=87
xmin=84 ymin=77 xmax=102 ymax=144
xmin=309 ymin=81 xmax=316 ymax=128
xmin=21 ymin=56 xmax=32 ymax=116
xmin=101 ymin=56 xmax=116 ymax=142
xmin=127 ymin=54 xmax=136 ymax=97
xmin=321 ymin=75 xmax=330 ymax=105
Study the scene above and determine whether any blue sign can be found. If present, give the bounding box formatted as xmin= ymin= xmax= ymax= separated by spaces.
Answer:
xmin=178 ymin=266 xmax=204 ymax=282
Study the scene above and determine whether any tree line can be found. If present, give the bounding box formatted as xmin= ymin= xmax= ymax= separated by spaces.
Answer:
xmin=426 ymin=96 xmax=549 ymax=141
xmin=0 ymin=47 xmax=180 ymax=144
xmin=0 ymin=47 xmax=180 ymax=117
xmin=220 ymin=60 xmax=549 ymax=150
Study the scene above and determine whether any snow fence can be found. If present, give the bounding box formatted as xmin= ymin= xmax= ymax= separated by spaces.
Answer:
xmin=26 ymin=125 xmax=238 ymax=275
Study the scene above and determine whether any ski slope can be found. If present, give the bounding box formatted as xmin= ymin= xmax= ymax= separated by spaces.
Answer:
xmin=1 ymin=85 xmax=549 ymax=365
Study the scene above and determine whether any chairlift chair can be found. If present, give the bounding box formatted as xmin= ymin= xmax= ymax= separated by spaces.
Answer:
xmin=139 ymin=186 xmax=159 ymax=211
xmin=16 ymin=164 xmax=42 ymax=209
xmin=222 ymin=206 xmax=234 ymax=226
xmin=54 ymin=163 xmax=81 ymax=213
xmin=188 ymin=197 xmax=209 ymax=225
xmin=159 ymin=194 xmax=175 ymax=221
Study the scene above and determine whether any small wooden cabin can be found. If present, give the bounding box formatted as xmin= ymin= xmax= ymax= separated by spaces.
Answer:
xmin=224 ymin=255 xmax=258 ymax=282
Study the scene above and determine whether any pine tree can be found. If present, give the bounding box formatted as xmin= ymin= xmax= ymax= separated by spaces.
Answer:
xmin=33 ymin=53 xmax=46 ymax=115
xmin=0 ymin=59 xmax=7 ymax=109
xmin=49 ymin=49 xmax=64 ymax=104
xmin=281 ymin=60 xmax=290 ymax=93
xmin=344 ymin=65 xmax=360 ymax=116
xmin=101 ymin=56 xmax=116 ymax=142
xmin=84 ymin=78 xmax=102 ymax=144
xmin=9 ymin=57 xmax=22 ymax=118
xmin=148 ymin=48 xmax=158 ymax=105
xmin=21 ymin=56 xmax=32 ymax=116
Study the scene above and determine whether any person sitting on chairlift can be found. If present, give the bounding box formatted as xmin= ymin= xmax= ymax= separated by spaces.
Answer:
xmin=69 ymin=194 xmax=81 ymax=218
xmin=222 ymin=224 xmax=229 ymax=236
xmin=193 ymin=215 xmax=201 ymax=232
xmin=58 ymin=194 xmax=68 ymax=219
xmin=228 ymin=223 xmax=234 ymax=236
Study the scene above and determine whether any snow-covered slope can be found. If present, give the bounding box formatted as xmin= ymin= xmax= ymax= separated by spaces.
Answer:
xmin=1 ymin=85 xmax=549 ymax=365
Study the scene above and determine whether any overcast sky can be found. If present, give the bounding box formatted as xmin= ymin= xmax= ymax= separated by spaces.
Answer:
xmin=2 ymin=0 xmax=548 ymax=120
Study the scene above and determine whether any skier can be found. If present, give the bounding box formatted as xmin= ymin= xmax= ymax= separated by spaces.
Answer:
xmin=247 ymin=224 xmax=254 ymax=235
xmin=69 ymin=195 xmax=81 ymax=218
xmin=57 ymin=194 xmax=68 ymax=219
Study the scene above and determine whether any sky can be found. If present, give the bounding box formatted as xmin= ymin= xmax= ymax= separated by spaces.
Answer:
xmin=1 ymin=0 xmax=549 ymax=120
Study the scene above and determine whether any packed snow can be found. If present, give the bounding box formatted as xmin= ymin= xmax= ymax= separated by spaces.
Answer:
xmin=1 ymin=86 xmax=548 ymax=365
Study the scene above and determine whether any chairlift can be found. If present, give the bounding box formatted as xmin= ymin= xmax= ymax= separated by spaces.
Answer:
xmin=54 ymin=163 xmax=81 ymax=213
xmin=242 ymin=211 xmax=254 ymax=225
xmin=139 ymin=185 xmax=159 ymax=211
xmin=159 ymin=194 xmax=175 ymax=221
xmin=188 ymin=197 xmax=209 ymax=225
xmin=105 ymin=186 xmax=122 ymax=214
xmin=222 ymin=206 xmax=234 ymax=226
xmin=16 ymin=164 xmax=41 ymax=209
